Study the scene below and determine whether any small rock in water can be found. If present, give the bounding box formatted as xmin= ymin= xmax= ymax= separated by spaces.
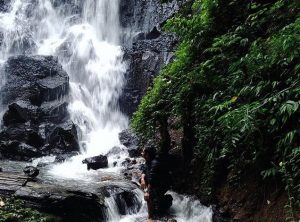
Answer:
xmin=0 ymin=167 xmax=2 ymax=172
xmin=23 ymin=166 xmax=39 ymax=178
xmin=100 ymin=176 xmax=113 ymax=181
xmin=82 ymin=154 xmax=108 ymax=170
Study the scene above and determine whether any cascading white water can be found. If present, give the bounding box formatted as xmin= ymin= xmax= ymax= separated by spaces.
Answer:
xmin=36 ymin=0 xmax=128 ymax=155
xmin=0 ymin=0 xmax=128 ymax=160
xmin=0 ymin=1 xmax=213 ymax=221
xmin=6 ymin=0 xmax=129 ymax=178
xmin=117 ymin=191 xmax=213 ymax=222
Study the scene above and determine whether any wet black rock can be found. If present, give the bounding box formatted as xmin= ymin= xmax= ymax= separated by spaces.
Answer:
xmin=120 ymin=33 xmax=178 ymax=117
xmin=0 ymin=124 xmax=44 ymax=148
xmin=120 ymin=0 xmax=181 ymax=33
xmin=118 ymin=129 xmax=140 ymax=157
xmin=212 ymin=205 xmax=232 ymax=222
xmin=0 ymin=171 xmax=107 ymax=222
xmin=115 ymin=190 xmax=138 ymax=215
xmin=82 ymin=155 xmax=108 ymax=170
xmin=158 ymin=194 xmax=173 ymax=215
xmin=97 ymin=182 xmax=142 ymax=216
xmin=23 ymin=166 xmax=39 ymax=178
xmin=146 ymin=26 xmax=162 ymax=40
xmin=0 ymin=0 xmax=11 ymax=12
xmin=15 ymin=181 xmax=106 ymax=222
xmin=47 ymin=121 xmax=80 ymax=154
xmin=0 ymin=55 xmax=79 ymax=161
xmin=54 ymin=152 xmax=79 ymax=163
xmin=121 ymin=158 xmax=131 ymax=167
xmin=2 ymin=55 xmax=69 ymax=108
xmin=0 ymin=141 xmax=41 ymax=161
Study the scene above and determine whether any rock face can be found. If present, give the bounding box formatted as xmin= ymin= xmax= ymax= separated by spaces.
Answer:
xmin=119 ymin=129 xmax=140 ymax=157
xmin=0 ymin=0 xmax=11 ymax=12
xmin=120 ymin=0 xmax=181 ymax=35
xmin=119 ymin=0 xmax=186 ymax=117
xmin=0 ymin=55 xmax=80 ymax=161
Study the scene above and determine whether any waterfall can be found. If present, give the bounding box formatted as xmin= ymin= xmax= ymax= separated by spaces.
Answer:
xmin=0 ymin=0 xmax=127 ymax=157
xmin=0 ymin=1 xmax=213 ymax=221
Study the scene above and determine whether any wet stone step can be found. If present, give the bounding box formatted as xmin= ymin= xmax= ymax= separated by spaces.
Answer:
xmin=0 ymin=172 xmax=107 ymax=222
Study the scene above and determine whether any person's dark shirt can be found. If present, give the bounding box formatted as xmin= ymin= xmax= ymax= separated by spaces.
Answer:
xmin=143 ymin=158 xmax=160 ymax=187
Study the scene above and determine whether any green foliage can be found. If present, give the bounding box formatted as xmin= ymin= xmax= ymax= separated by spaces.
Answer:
xmin=0 ymin=197 xmax=60 ymax=222
xmin=132 ymin=0 xmax=300 ymax=216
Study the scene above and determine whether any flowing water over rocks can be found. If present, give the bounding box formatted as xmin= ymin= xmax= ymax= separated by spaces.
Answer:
xmin=0 ymin=0 xmax=213 ymax=221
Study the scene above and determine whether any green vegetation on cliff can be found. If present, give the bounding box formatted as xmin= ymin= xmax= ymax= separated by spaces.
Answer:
xmin=132 ymin=0 xmax=300 ymax=218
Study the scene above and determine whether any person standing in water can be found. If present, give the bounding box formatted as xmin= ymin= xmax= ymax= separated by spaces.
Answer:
xmin=140 ymin=146 xmax=172 ymax=221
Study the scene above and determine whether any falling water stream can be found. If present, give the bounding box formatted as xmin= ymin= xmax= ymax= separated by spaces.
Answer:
xmin=0 ymin=0 xmax=212 ymax=221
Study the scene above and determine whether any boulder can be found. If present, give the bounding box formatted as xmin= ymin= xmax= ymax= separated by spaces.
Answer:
xmin=97 ymin=182 xmax=142 ymax=216
xmin=82 ymin=155 xmax=108 ymax=170
xmin=0 ymin=55 xmax=79 ymax=161
xmin=0 ymin=141 xmax=41 ymax=161
xmin=23 ymin=166 xmax=39 ymax=178
xmin=54 ymin=152 xmax=79 ymax=163
xmin=0 ymin=124 xmax=44 ymax=148
xmin=0 ymin=172 xmax=107 ymax=222
xmin=47 ymin=121 xmax=80 ymax=154
xmin=115 ymin=190 xmax=139 ymax=215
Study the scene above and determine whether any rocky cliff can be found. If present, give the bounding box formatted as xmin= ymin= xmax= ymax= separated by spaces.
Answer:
xmin=0 ymin=55 xmax=79 ymax=161
xmin=119 ymin=0 xmax=187 ymax=117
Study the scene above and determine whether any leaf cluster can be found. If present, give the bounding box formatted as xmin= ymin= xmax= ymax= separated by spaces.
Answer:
xmin=0 ymin=197 xmax=60 ymax=222
xmin=132 ymin=0 xmax=300 ymax=214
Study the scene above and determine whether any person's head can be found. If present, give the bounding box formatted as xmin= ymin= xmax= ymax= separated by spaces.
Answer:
xmin=142 ymin=146 xmax=156 ymax=162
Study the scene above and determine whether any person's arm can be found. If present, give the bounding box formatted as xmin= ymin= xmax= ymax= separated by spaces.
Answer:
xmin=140 ymin=173 xmax=146 ymax=189
xmin=144 ymin=183 xmax=151 ymax=201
